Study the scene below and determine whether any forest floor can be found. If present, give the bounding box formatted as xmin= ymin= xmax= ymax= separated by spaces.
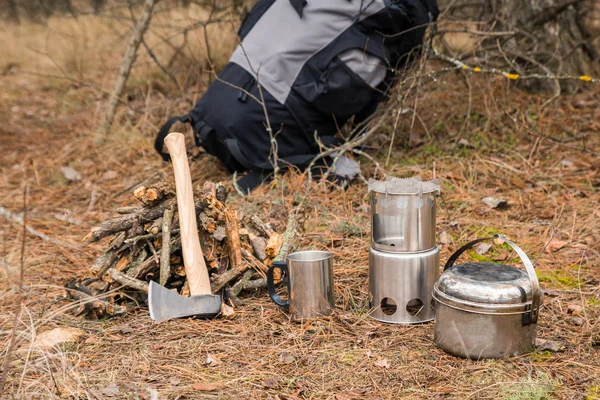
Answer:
xmin=1 ymin=9 xmax=600 ymax=400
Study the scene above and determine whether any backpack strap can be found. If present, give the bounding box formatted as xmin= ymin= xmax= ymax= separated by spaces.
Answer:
xmin=225 ymin=135 xmax=340 ymax=171
xmin=154 ymin=114 xmax=192 ymax=161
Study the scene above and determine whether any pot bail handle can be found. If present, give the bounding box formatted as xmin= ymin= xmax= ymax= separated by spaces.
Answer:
xmin=443 ymin=236 xmax=494 ymax=271
xmin=443 ymin=234 xmax=542 ymax=323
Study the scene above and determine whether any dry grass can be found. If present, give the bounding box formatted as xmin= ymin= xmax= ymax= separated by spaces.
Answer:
xmin=1 ymin=5 xmax=599 ymax=400
xmin=0 ymin=3 xmax=238 ymax=92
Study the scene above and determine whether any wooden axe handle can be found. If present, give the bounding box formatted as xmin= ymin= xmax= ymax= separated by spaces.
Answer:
xmin=164 ymin=132 xmax=212 ymax=296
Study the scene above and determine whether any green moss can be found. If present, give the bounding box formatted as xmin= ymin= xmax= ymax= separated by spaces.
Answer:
xmin=423 ymin=143 xmax=443 ymax=158
xmin=530 ymin=350 xmax=552 ymax=363
xmin=588 ymin=297 xmax=600 ymax=308
xmin=467 ymin=251 xmax=495 ymax=263
xmin=333 ymin=217 xmax=368 ymax=237
xmin=538 ymin=270 xmax=579 ymax=289
xmin=501 ymin=371 xmax=556 ymax=400
xmin=433 ymin=120 xmax=445 ymax=134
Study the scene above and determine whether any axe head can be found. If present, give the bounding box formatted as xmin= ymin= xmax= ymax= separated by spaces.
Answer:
xmin=148 ymin=281 xmax=221 ymax=322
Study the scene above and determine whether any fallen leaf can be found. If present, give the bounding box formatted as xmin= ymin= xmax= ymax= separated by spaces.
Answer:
xmin=100 ymin=383 xmax=119 ymax=397
xmin=263 ymin=378 xmax=279 ymax=388
xmin=536 ymin=338 xmax=565 ymax=352
xmin=169 ymin=377 xmax=181 ymax=386
xmin=61 ymin=166 xmax=82 ymax=182
xmin=543 ymin=289 xmax=560 ymax=297
xmin=457 ymin=138 xmax=475 ymax=148
xmin=119 ymin=325 xmax=133 ymax=335
xmin=279 ymin=352 xmax=295 ymax=364
xmin=206 ymin=353 xmax=221 ymax=366
xmin=192 ymin=382 xmax=221 ymax=391
xmin=365 ymin=349 xmax=373 ymax=358
xmin=545 ymin=239 xmax=568 ymax=254
xmin=146 ymin=388 xmax=159 ymax=400
xmin=84 ymin=336 xmax=98 ymax=344
xmin=82 ymin=158 xmax=95 ymax=168
xmin=409 ymin=133 xmax=426 ymax=147
xmin=567 ymin=303 xmax=583 ymax=315
xmin=482 ymin=196 xmax=508 ymax=209
xmin=449 ymin=221 xmax=459 ymax=228
xmin=374 ymin=359 xmax=390 ymax=368
xmin=102 ymin=170 xmax=118 ymax=181
xmin=439 ymin=231 xmax=453 ymax=245
xmin=476 ymin=243 xmax=492 ymax=255
xmin=34 ymin=327 xmax=84 ymax=350
xmin=477 ymin=207 xmax=490 ymax=216
xmin=559 ymin=159 xmax=574 ymax=168
xmin=570 ymin=316 xmax=585 ymax=326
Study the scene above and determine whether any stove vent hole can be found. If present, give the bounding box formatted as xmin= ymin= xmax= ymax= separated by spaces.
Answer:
xmin=380 ymin=298 xmax=397 ymax=315
xmin=406 ymin=298 xmax=424 ymax=316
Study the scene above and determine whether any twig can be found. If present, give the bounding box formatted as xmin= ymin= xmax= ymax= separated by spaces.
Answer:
xmin=274 ymin=210 xmax=300 ymax=262
xmin=242 ymin=248 xmax=269 ymax=275
xmin=230 ymin=270 xmax=254 ymax=296
xmin=85 ymin=198 xmax=178 ymax=242
xmin=0 ymin=206 xmax=80 ymax=250
xmin=211 ymin=262 xmax=251 ymax=294
xmin=159 ymin=206 xmax=174 ymax=286
xmin=112 ymin=172 xmax=161 ymax=199
xmin=242 ymin=278 xmax=266 ymax=290
xmin=90 ymin=248 xmax=119 ymax=275
xmin=224 ymin=287 xmax=243 ymax=306
xmin=307 ymin=116 xmax=387 ymax=188
xmin=109 ymin=268 xmax=149 ymax=292
xmin=87 ymin=186 xmax=98 ymax=212
xmin=232 ymin=171 xmax=246 ymax=198
xmin=126 ymin=0 xmax=182 ymax=96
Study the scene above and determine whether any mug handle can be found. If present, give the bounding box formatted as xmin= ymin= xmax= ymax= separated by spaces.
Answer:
xmin=267 ymin=261 xmax=290 ymax=312
xmin=443 ymin=233 xmax=542 ymax=323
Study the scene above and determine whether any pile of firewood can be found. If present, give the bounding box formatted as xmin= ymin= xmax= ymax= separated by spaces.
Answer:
xmin=67 ymin=180 xmax=291 ymax=318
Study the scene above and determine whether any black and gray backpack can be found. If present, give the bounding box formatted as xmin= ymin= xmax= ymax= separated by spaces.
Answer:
xmin=155 ymin=0 xmax=438 ymax=190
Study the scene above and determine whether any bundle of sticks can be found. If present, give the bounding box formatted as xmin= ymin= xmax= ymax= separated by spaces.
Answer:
xmin=67 ymin=180 xmax=291 ymax=318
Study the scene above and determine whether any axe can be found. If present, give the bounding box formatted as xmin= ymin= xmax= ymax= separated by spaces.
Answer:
xmin=148 ymin=132 xmax=221 ymax=322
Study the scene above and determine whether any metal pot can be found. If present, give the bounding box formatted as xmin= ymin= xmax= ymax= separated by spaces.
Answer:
xmin=369 ymin=178 xmax=439 ymax=253
xmin=432 ymin=234 xmax=543 ymax=359
xmin=369 ymin=246 xmax=439 ymax=323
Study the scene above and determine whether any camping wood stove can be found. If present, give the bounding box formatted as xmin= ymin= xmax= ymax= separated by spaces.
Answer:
xmin=368 ymin=177 xmax=440 ymax=324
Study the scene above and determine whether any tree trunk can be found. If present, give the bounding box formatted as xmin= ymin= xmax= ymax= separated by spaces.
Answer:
xmin=6 ymin=0 xmax=19 ymax=22
xmin=91 ymin=0 xmax=106 ymax=15
xmin=95 ymin=0 xmax=156 ymax=142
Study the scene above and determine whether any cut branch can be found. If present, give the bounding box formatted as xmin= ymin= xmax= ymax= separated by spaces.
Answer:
xmin=159 ymin=206 xmax=174 ymax=286
xmin=109 ymin=268 xmax=149 ymax=293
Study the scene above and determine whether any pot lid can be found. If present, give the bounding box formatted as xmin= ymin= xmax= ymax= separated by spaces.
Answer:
xmin=434 ymin=262 xmax=534 ymax=312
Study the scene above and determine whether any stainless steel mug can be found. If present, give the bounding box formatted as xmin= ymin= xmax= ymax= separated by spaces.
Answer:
xmin=267 ymin=250 xmax=334 ymax=320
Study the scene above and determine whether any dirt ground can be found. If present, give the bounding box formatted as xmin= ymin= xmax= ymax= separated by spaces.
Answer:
xmin=1 ymin=8 xmax=600 ymax=400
